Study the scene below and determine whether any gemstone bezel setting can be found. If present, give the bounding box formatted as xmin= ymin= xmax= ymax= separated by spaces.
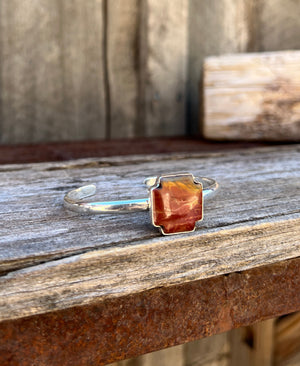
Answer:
xmin=149 ymin=173 xmax=203 ymax=235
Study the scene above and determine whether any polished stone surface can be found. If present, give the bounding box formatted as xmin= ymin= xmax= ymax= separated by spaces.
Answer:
xmin=151 ymin=174 xmax=203 ymax=234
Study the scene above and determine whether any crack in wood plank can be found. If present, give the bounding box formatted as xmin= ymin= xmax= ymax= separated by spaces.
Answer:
xmin=0 ymin=145 xmax=299 ymax=321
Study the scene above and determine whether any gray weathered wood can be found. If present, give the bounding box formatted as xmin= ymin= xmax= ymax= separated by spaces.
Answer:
xmin=1 ymin=0 xmax=300 ymax=143
xmin=0 ymin=145 xmax=299 ymax=321
xmin=58 ymin=0 xmax=106 ymax=140
xmin=187 ymin=0 xmax=300 ymax=136
xmin=204 ymin=51 xmax=300 ymax=141
xmin=187 ymin=0 xmax=254 ymax=134
xmin=0 ymin=0 xmax=106 ymax=144
xmin=138 ymin=0 xmax=188 ymax=136
xmin=259 ymin=0 xmax=300 ymax=52
xmin=107 ymin=0 xmax=139 ymax=138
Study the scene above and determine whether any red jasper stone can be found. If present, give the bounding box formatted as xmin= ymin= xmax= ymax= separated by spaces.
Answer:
xmin=151 ymin=174 xmax=203 ymax=234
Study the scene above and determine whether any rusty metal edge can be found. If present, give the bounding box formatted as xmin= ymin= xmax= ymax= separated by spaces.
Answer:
xmin=0 ymin=137 xmax=279 ymax=164
xmin=0 ymin=257 xmax=299 ymax=366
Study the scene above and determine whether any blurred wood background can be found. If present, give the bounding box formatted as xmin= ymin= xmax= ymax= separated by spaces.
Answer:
xmin=1 ymin=1 xmax=300 ymax=365
xmin=1 ymin=0 xmax=300 ymax=144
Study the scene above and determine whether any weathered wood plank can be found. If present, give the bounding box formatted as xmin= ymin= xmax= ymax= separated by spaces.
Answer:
xmin=0 ymin=0 xmax=62 ymax=143
xmin=138 ymin=0 xmax=188 ymax=136
xmin=1 ymin=218 xmax=299 ymax=322
xmin=187 ymin=0 xmax=254 ymax=134
xmin=0 ymin=145 xmax=299 ymax=321
xmin=0 ymin=0 xmax=106 ymax=144
xmin=106 ymin=0 xmax=139 ymax=138
xmin=58 ymin=0 xmax=106 ymax=140
xmin=204 ymin=51 xmax=300 ymax=141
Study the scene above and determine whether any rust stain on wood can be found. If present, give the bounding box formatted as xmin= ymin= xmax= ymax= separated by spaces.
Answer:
xmin=0 ymin=258 xmax=299 ymax=366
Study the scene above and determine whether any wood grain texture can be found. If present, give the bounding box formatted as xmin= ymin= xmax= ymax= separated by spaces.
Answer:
xmin=259 ymin=0 xmax=300 ymax=52
xmin=188 ymin=0 xmax=300 ymax=136
xmin=0 ymin=145 xmax=299 ymax=321
xmin=275 ymin=312 xmax=300 ymax=366
xmin=58 ymin=0 xmax=106 ymax=140
xmin=138 ymin=0 xmax=188 ymax=136
xmin=1 ymin=0 xmax=300 ymax=143
xmin=0 ymin=0 xmax=106 ymax=144
xmin=252 ymin=319 xmax=275 ymax=366
xmin=230 ymin=327 xmax=253 ymax=366
xmin=106 ymin=0 xmax=139 ymax=138
xmin=204 ymin=51 xmax=300 ymax=141
xmin=187 ymin=0 xmax=254 ymax=135
xmin=184 ymin=333 xmax=230 ymax=366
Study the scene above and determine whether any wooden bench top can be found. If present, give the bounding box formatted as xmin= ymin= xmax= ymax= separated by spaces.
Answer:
xmin=0 ymin=143 xmax=299 ymax=365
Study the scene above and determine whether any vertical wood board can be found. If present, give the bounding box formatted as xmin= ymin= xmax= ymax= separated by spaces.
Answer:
xmin=0 ymin=0 xmax=63 ymax=143
xmin=138 ymin=0 xmax=188 ymax=136
xmin=0 ymin=0 xmax=106 ymax=144
xmin=275 ymin=312 xmax=300 ymax=365
xmin=184 ymin=333 xmax=230 ymax=366
xmin=59 ymin=0 xmax=106 ymax=140
xmin=229 ymin=327 xmax=253 ymax=366
xmin=252 ymin=319 xmax=275 ymax=366
xmin=187 ymin=0 xmax=254 ymax=135
xmin=259 ymin=0 xmax=300 ymax=51
xmin=106 ymin=0 xmax=139 ymax=138
xmin=2 ymin=0 xmax=300 ymax=143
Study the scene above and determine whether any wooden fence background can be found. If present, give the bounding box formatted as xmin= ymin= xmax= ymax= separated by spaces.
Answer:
xmin=1 ymin=1 xmax=300 ymax=365
xmin=1 ymin=0 xmax=300 ymax=144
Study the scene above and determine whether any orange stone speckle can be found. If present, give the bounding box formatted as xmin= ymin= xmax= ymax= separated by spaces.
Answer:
xmin=151 ymin=174 xmax=203 ymax=234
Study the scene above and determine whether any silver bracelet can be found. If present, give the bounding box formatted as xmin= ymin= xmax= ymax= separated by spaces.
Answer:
xmin=64 ymin=172 xmax=218 ymax=235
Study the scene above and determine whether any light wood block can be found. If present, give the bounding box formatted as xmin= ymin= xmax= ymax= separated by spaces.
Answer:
xmin=204 ymin=51 xmax=300 ymax=141
xmin=188 ymin=0 xmax=253 ymax=134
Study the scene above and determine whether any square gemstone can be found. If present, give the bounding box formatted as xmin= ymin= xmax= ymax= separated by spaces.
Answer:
xmin=151 ymin=174 xmax=203 ymax=235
